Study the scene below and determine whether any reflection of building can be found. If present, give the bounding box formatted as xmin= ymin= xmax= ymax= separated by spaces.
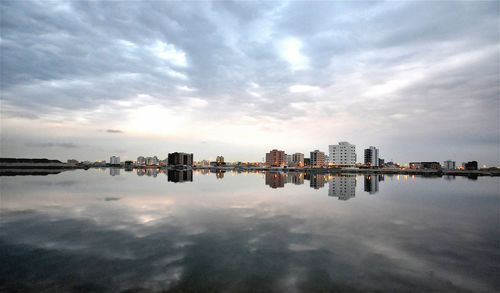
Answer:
xmin=265 ymin=172 xmax=285 ymax=188
xmin=136 ymin=168 xmax=160 ymax=177
xmin=216 ymin=170 xmax=225 ymax=179
xmin=287 ymin=172 xmax=304 ymax=185
xmin=364 ymin=175 xmax=381 ymax=194
xmin=329 ymin=142 xmax=356 ymax=166
xmin=328 ymin=176 xmax=356 ymax=200
xmin=364 ymin=146 xmax=379 ymax=167
xmin=309 ymin=173 xmax=326 ymax=189
xmin=266 ymin=149 xmax=285 ymax=167
xmin=168 ymin=152 xmax=193 ymax=166
xmin=110 ymin=156 xmax=120 ymax=165
xmin=110 ymin=168 xmax=120 ymax=176
xmin=310 ymin=150 xmax=325 ymax=167
xmin=168 ymin=170 xmax=193 ymax=183
xmin=443 ymin=160 xmax=456 ymax=169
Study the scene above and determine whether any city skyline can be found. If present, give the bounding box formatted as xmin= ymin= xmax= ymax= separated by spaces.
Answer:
xmin=1 ymin=1 xmax=498 ymax=165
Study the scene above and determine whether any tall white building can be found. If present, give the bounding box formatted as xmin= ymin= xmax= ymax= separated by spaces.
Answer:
xmin=329 ymin=142 xmax=356 ymax=166
xmin=110 ymin=156 xmax=120 ymax=165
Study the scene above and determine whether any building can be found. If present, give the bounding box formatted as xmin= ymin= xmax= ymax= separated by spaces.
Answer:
xmin=216 ymin=156 xmax=224 ymax=165
xmin=304 ymin=158 xmax=311 ymax=166
xmin=443 ymin=160 xmax=456 ymax=170
xmin=146 ymin=156 xmax=159 ymax=166
xmin=168 ymin=152 xmax=194 ymax=166
xmin=284 ymin=154 xmax=292 ymax=165
xmin=137 ymin=156 xmax=146 ymax=165
xmin=364 ymin=146 xmax=379 ymax=167
xmin=67 ymin=159 xmax=78 ymax=165
xmin=110 ymin=156 xmax=120 ymax=165
xmin=266 ymin=149 xmax=285 ymax=167
xmin=329 ymin=142 xmax=356 ymax=166
xmin=378 ymin=158 xmax=385 ymax=167
xmin=291 ymin=153 xmax=304 ymax=166
xmin=310 ymin=150 xmax=325 ymax=167
xmin=463 ymin=161 xmax=478 ymax=170
xmin=409 ymin=162 xmax=441 ymax=169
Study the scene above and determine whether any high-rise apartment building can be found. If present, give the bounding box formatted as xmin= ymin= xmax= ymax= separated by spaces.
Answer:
xmin=364 ymin=146 xmax=379 ymax=167
xmin=110 ymin=156 xmax=120 ymax=165
xmin=310 ymin=150 xmax=325 ymax=167
xmin=329 ymin=142 xmax=356 ymax=166
xmin=266 ymin=149 xmax=285 ymax=167
xmin=168 ymin=152 xmax=194 ymax=166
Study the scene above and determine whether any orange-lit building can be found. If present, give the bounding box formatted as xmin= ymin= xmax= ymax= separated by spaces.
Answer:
xmin=265 ymin=149 xmax=285 ymax=167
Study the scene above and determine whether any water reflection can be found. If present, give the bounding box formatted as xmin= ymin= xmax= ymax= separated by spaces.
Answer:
xmin=107 ymin=169 xmax=391 ymax=199
xmin=168 ymin=170 xmax=193 ymax=183
xmin=1 ymin=170 xmax=498 ymax=292
xmin=109 ymin=167 xmax=120 ymax=176
xmin=364 ymin=174 xmax=384 ymax=194
xmin=329 ymin=175 xmax=356 ymax=200
xmin=260 ymin=172 xmax=386 ymax=199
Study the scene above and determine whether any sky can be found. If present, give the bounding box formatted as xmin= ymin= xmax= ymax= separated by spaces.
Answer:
xmin=1 ymin=1 xmax=499 ymax=165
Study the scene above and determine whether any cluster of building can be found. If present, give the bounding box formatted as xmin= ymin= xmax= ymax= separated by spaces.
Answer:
xmin=409 ymin=160 xmax=478 ymax=170
xmin=265 ymin=142 xmax=380 ymax=168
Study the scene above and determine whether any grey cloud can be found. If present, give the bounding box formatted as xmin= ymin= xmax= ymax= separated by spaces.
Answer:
xmin=25 ymin=142 xmax=79 ymax=148
xmin=0 ymin=1 xmax=498 ymax=164
xmin=105 ymin=129 xmax=123 ymax=133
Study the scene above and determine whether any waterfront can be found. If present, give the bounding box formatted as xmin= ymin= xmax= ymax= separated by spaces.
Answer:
xmin=1 ymin=169 xmax=498 ymax=292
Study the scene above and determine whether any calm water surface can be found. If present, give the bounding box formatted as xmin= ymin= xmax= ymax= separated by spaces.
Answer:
xmin=1 ymin=169 xmax=498 ymax=292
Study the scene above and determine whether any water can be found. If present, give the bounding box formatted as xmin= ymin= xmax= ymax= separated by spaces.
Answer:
xmin=1 ymin=169 xmax=498 ymax=292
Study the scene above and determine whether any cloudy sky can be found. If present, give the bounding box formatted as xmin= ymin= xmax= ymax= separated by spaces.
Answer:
xmin=1 ymin=1 xmax=498 ymax=165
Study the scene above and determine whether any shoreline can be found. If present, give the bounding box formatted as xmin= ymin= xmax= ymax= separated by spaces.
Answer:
xmin=1 ymin=164 xmax=498 ymax=177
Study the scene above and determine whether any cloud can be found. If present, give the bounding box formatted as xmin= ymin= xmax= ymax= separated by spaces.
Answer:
xmin=0 ymin=1 xmax=498 ymax=164
xmin=24 ymin=142 xmax=79 ymax=148
xmin=105 ymin=129 xmax=123 ymax=134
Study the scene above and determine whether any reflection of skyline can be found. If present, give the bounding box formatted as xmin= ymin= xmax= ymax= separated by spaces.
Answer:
xmin=265 ymin=172 xmax=286 ymax=189
xmin=328 ymin=175 xmax=357 ymax=200
xmin=168 ymin=170 xmax=193 ymax=183
xmin=110 ymin=168 xmax=120 ymax=176
xmin=307 ymin=173 xmax=327 ymax=189
xmin=258 ymin=172 xmax=389 ymax=201
xmin=364 ymin=174 xmax=384 ymax=194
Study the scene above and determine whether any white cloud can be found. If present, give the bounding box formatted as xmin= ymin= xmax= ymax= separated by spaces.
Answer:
xmin=278 ymin=37 xmax=309 ymax=71
xmin=151 ymin=41 xmax=187 ymax=67
xmin=289 ymin=84 xmax=320 ymax=93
